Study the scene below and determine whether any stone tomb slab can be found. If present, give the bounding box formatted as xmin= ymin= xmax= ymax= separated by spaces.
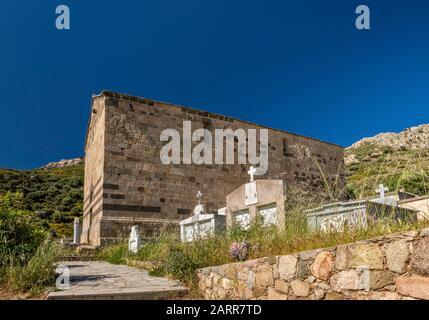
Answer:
xmin=179 ymin=213 xmax=226 ymax=242
xmin=48 ymin=261 xmax=188 ymax=300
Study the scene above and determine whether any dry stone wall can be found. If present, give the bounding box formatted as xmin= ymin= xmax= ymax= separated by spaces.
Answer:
xmin=197 ymin=228 xmax=429 ymax=300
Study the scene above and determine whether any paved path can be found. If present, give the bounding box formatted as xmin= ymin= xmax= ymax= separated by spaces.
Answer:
xmin=48 ymin=261 xmax=188 ymax=300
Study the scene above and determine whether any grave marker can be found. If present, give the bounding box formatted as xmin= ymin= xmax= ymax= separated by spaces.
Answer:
xmin=128 ymin=226 xmax=141 ymax=253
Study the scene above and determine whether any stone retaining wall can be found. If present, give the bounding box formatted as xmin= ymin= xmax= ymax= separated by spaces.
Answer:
xmin=197 ymin=228 xmax=429 ymax=300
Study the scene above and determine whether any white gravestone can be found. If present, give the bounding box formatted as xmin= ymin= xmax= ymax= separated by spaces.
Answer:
xmin=73 ymin=218 xmax=80 ymax=245
xmin=194 ymin=190 xmax=205 ymax=215
xmin=258 ymin=204 xmax=278 ymax=227
xmin=128 ymin=226 xmax=141 ymax=253
xmin=245 ymin=166 xmax=258 ymax=206
xmin=376 ymin=183 xmax=389 ymax=201
xmin=184 ymin=224 xmax=195 ymax=242
xmin=234 ymin=209 xmax=251 ymax=230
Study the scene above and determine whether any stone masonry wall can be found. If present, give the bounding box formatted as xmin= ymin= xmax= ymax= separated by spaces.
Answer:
xmin=83 ymin=91 xmax=345 ymax=245
xmin=197 ymin=228 xmax=429 ymax=300
xmin=81 ymin=97 xmax=106 ymax=245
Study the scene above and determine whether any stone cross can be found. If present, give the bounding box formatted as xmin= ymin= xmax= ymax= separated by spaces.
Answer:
xmin=196 ymin=191 xmax=203 ymax=205
xmin=376 ymin=183 xmax=389 ymax=199
xmin=248 ymin=166 xmax=257 ymax=182
xmin=73 ymin=217 xmax=80 ymax=245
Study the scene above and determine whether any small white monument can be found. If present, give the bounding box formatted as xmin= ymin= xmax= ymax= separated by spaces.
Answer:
xmin=245 ymin=166 xmax=258 ymax=205
xmin=128 ymin=226 xmax=141 ymax=253
xmin=73 ymin=218 xmax=80 ymax=245
xmin=376 ymin=183 xmax=389 ymax=200
xmin=179 ymin=191 xmax=226 ymax=242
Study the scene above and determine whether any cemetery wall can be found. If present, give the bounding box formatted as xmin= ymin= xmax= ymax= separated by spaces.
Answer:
xmin=197 ymin=228 xmax=429 ymax=300
xmin=83 ymin=91 xmax=345 ymax=245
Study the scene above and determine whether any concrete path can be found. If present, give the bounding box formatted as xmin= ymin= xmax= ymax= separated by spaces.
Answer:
xmin=48 ymin=261 xmax=188 ymax=300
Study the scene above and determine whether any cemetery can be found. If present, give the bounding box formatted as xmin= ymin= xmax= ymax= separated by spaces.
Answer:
xmin=80 ymin=162 xmax=428 ymax=301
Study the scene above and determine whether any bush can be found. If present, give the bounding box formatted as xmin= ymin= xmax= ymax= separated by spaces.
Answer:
xmin=0 ymin=207 xmax=47 ymax=268
xmin=4 ymin=241 xmax=60 ymax=296
xmin=99 ymin=242 xmax=129 ymax=265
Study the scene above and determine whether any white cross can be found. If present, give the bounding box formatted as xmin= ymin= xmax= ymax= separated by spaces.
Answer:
xmin=248 ymin=166 xmax=257 ymax=182
xmin=376 ymin=184 xmax=389 ymax=199
xmin=196 ymin=191 xmax=203 ymax=205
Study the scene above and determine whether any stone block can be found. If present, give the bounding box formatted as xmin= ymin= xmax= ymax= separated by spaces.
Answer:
xmin=255 ymin=265 xmax=274 ymax=289
xmin=225 ymin=264 xmax=238 ymax=279
xmin=274 ymin=279 xmax=289 ymax=293
xmin=348 ymin=243 xmax=383 ymax=270
xmin=312 ymin=288 xmax=325 ymax=300
xmin=290 ymin=279 xmax=310 ymax=297
xmin=335 ymin=245 xmax=348 ymax=270
xmin=385 ymin=240 xmax=410 ymax=273
xmin=330 ymin=270 xmax=360 ymax=292
xmin=278 ymin=255 xmax=297 ymax=280
xmin=267 ymin=287 xmax=288 ymax=300
xmin=222 ymin=278 xmax=234 ymax=290
xmin=297 ymin=258 xmax=310 ymax=279
xmin=396 ymin=275 xmax=429 ymax=300
xmin=368 ymin=270 xmax=396 ymax=290
xmin=246 ymin=270 xmax=255 ymax=289
xmin=237 ymin=269 xmax=249 ymax=282
xmin=411 ymin=237 xmax=429 ymax=276
xmin=324 ymin=291 xmax=345 ymax=300
xmin=311 ymin=251 xmax=334 ymax=280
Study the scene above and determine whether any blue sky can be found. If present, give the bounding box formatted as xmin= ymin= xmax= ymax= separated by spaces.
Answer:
xmin=0 ymin=0 xmax=428 ymax=169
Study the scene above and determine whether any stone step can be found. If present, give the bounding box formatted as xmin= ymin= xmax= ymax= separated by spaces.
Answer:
xmin=48 ymin=286 xmax=188 ymax=300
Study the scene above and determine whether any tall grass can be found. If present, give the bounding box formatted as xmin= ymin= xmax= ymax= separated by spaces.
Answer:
xmin=3 ymin=240 xmax=60 ymax=296
xmin=0 ymin=198 xmax=61 ymax=297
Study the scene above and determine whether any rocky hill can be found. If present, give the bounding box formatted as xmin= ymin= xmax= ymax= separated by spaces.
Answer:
xmin=349 ymin=124 xmax=429 ymax=150
xmin=41 ymin=157 xmax=84 ymax=170
xmin=345 ymin=124 xmax=429 ymax=198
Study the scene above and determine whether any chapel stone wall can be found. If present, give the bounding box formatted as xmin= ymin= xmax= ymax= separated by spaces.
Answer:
xmin=82 ymin=91 xmax=345 ymax=245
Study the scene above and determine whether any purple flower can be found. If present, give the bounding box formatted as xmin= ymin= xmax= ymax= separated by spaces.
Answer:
xmin=229 ymin=241 xmax=250 ymax=261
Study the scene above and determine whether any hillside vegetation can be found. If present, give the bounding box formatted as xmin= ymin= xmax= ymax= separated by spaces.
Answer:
xmin=345 ymin=125 xmax=429 ymax=198
xmin=0 ymin=164 xmax=84 ymax=237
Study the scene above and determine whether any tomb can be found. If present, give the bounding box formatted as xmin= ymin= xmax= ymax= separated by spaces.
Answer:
xmin=73 ymin=217 xmax=80 ymax=245
xmin=128 ymin=226 xmax=141 ymax=253
xmin=179 ymin=192 xmax=226 ymax=242
xmin=306 ymin=185 xmax=419 ymax=233
xmin=225 ymin=167 xmax=287 ymax=231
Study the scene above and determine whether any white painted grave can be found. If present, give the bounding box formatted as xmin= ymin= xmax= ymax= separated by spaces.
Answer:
xmin=73 ymin=218 xmax=80 ymax=245
xmin=179 ymin=191 xmax=226 ymax=242
xmin=234 ymin=209 xmax=251 ymax=230
xmin=128 ymin=226 xmax=141 ymax=253
xmin=258 ymin=203 xmax=278 ymax=227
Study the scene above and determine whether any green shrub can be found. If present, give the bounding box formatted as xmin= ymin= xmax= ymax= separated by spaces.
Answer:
xmin=0 ymin=207 xmax=47 ymax=268
xmin=4 ymin=240 xmax=59 ymax=296
xmin=99 ymin=242 xmax=129 ymax=264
